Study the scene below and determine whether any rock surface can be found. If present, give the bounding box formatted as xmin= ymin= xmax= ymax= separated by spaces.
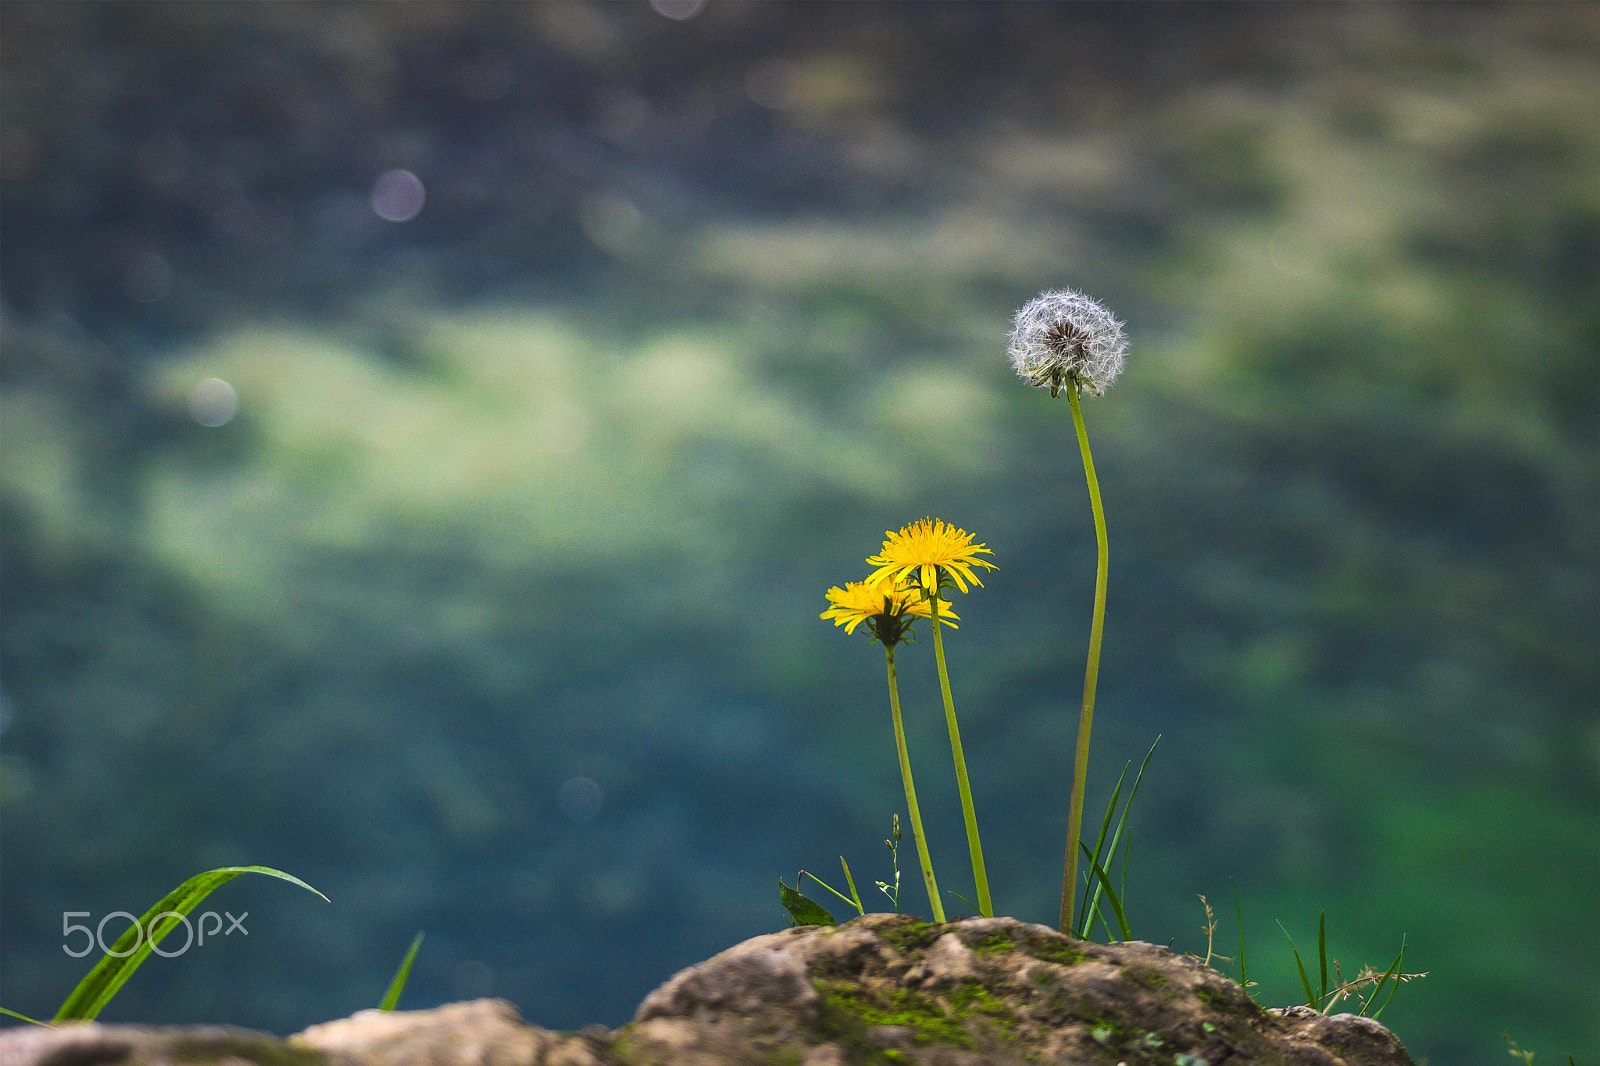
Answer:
xmin=0 ymin=914 xmax=1414 ymax=1066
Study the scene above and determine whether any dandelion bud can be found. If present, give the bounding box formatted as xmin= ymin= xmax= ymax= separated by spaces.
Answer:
xmin=1006 ymin=289 xmax=1128 ymax=397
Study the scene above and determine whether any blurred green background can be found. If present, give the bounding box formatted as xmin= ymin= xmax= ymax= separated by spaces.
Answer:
xmin=1 ymin=4 xmax=1595 ymax=1064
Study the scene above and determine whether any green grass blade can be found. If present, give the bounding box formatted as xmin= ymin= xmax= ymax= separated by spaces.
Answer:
xmin=1276 ymin=920 xmax=1317 ymax=1009
xmin=1231 ymin=879 xmax=1250 ymax=994
xmin=54 ymin=866 xmax=328 ymax=1022
xmin=1 ymin=1006 xmax=51 ymax=1026
xmin=779 ymin=878 xmax=836 ymax=926
xmin=1317 ymin=912 xmax=1328 ymax=1004
xmin=378 ymin=932 xmax=425 ymax=1011
xmin=1361 ymin=935 xmax=1407 ymax=1019
xmin=1095 ymin=812 xmax=1131 ymax=935
xmin=1077 ymin=737 xmax=1160 ymax=939
xmin=1124 ymin=737 xmax=1161 ymax=813
xmin=1075 ymin=761 xmax=1130 ymax=936
xmin=839 ymin=857 xmax=864 ymax=916
xmin=946 ymin=889 xmax=980 ymax=916
xmin=1082 ymin=843 xmax=1132 ymax=941
xmin=800 ymin=870 xmax=859 ymax=912
xmin=1075 ymin=773 xmax=1126 ymax=936
xmin=1112 ymin=736 xmax=1160 ymax=908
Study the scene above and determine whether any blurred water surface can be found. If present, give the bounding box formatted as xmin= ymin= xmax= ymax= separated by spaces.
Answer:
xmin=2 ymin=5 xmax=1596 ymax=1064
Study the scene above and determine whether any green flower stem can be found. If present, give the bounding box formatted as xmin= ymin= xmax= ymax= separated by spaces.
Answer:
xmin=884 ymin=645 xmax=945 ymax=923
xmin=927 ymin=592 xmax=993 ymax=918
xmin=1061 ymin=385 xmax=1109 ymax=933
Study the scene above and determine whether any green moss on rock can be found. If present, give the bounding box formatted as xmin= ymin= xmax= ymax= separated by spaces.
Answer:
xmin=1022 ymin=935 xmax=1085 ymax=967
xmin=813 ymin=978 xmax=975 ymax=1050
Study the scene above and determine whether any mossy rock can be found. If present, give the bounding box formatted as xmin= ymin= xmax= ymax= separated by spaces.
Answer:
xmin=0 ymin=916 xmax=1415 ymax=1066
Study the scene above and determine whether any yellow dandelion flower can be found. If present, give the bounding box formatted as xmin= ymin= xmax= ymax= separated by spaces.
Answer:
xmin=865 ymin=518 xmax=997 ymax=596
xmin=865 ymin=518 xmax=998 ymax=916
xmin=819 ymin=570 xmax=954 ymax=922
xmin=821 ymin=575 xmax=957 ymax=643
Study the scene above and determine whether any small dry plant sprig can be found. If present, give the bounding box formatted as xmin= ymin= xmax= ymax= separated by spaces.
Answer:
xmin=1503 ymin=1034 xmax=1578 ymax=1066
xmin=1188 ymin=897 xmax=1426 ymax=1021
xmin=1318 ymin=960 xmax=1430 ymax=1015
xmin=1184 ymin=887 xmax=1257 ymax=996
xmin=1277 ymin=911 xmax=1427 ymax=1019
xmin=1007 ymin=288 xmax=1129 ymax=933
xmin=1195 ymin=894 xmax=1233 ymax=970
xmin=875 ymin=813 xmax=905 ymax=911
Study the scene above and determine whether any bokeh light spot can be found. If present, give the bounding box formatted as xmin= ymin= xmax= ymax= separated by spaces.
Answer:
xmin=371 ymin=168 xmax=426 ymax=222
xmin=558 ymin=776 xmax=603 ymax=822
xmin=459 ymin=50 xmax=516 ymax=102
xmin=451 ymin=960 xmax=495 ymax=997
xmin=746 ymin=57 xmax=799 ymax=110
xmin=189 ymin=377 xmax=239 ymax=427
xmin=651 ymin=0 xmax=704 ymax=19
xmin=578 ymin=193 xmax=643 ymax=257
xmin=126 ymin=251 xmax=174 ymax=304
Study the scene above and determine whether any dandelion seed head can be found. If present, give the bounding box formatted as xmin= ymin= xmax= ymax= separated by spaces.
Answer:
xmin=1007 ymin=289 xmax=1128 ymax=397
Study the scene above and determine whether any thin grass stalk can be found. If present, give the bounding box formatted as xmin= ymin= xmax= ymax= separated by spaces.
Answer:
xmin=1231 ymin=880 xmax=1251 ymax=995
xmin=1060 ymin=385 xmax=1109 ymax=933
xmin=0 ymin=1007 xmax=49 ymax=1027
xmin=1317 ymin=912 xmax=1329 ymax=1004
xmin=1278 ymin=920 xmax=1318 ymax=1008
xmin=799 ymin=870 xmax=857 ymax=914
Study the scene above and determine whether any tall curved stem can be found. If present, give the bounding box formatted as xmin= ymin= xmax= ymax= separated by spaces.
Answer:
xmin=1061 ymin=385 xmax=1109 ymax=934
